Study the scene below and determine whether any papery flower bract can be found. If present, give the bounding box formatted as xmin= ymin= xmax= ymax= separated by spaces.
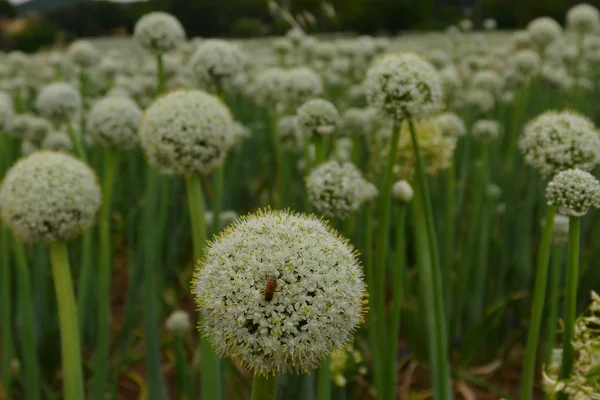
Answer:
xmin=0 ymin=151 xmax=101 ymax=243
xmin=364 ymin=52 xmax=442 ymax=121
xmin=134 ymin=12 xmax=186 ymax=55
xmin=88 ymin=97 xmax=142 ymax=149
xmin=192 ymin=209 xmax=366 ymax=375
xmin=546 ymin=169 xmax=600 ymax=216
xmin=138 ymin=89 xmax=234 ymax=176
xmin=520 ymin=110 xmax=600 ymax=177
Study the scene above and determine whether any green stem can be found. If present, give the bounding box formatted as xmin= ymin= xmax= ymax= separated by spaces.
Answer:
xmin=557 ymin=216 xmax=582 ymax=400
xmin=373 ymin=120 xmax=401 ymax=399
xmin=317 ymin=357 xmax=332 ymax=400
xmin=270 ymin=112 xmax=283 ymax=208
xmin=174 ymin=337 xmax=190 ymax=400
xmin=212 ymin=166 xmax=224 ymax=233
xmin=93 ymin=149 xmax=118 ymax=399
xmin=66 ymin=120 xmax=87 ymax=162
xmin=156 ymin=54 xmax=165 ymax=96
xmin=185 ymin=176 xmax=221 ymax=400
xmin=77 ymin=231 xmax=94 ymax=336
xmin=407 ymin=118 xmax=452 ymax=399
xmin=544 ymin=245 xmax=563 ymax=364
xmin=79 ymin=71 xmax=88 ymax=139
xmin=387 ymin=206 xmax=406 ymax=400
xmin=48 ymin=241 xmax=84 ymax=400
xmin=443 ymin=162 xmax=456 ymax=321
xmin=251 ymin=374 xmax=278 ymax=400
xmin=0 ymin=227 xmax=13 ymax=398
xmin=314 ymin=134 xmax=327 ymax=166
xmin=13 ymin=238 xmax=41 ymax=400
xmin=520 ymin=205 xmax=557 ymax=400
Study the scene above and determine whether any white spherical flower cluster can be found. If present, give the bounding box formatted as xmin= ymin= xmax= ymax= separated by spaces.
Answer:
xmin=277 ymin=116 xmax=301 ymax=151
xmin=512 ymin=30 xmax=532 ymax=50
xmin=306 ymin=161 xmax=369 ymax=219
xmin=567 ymin=3 xmax=600 ymax=34
xmin=546 ymin=169 xmax=600 ymax=217
xmin=281 ymin=67 xmax=323 ymax=111
xmin=0 ymin=151 xmax=101 ymax=243
xmin=360 ymin=182 xmax=379 ymax=204
xmin=253 ymin=67 xmax=287 ymax=108
xmin=87 ymin=97 xmax=142 ymax=149
xmin=0 ymin=97 xmax=13 ymax=133
xmin=11 ymin=114 xmax=53 ymax=142
xmin=472 ymin=70 xmax=504 ymax=95
xmin=341 ymin=108 xmax=373 ymax=137
xmin=139 ymin=90 xmax=234 ymax=176
xmin=483 ymin=18 xmax=497 ymax=30
xmin=514 ymin=49 xmax=541 ymax=77
xmin=189 ymin=39 xmax=245 ymax=87
xmin=472 ymin=119 xmax=503 ymax=142
xmin=527 ymin=17 xmax=563 ymax=49
xmin=392 ymin=180 xmax=414 ymax=203
xmin=463 ymin=88 xmax=495 ymax=115
xmin=364 ymin=53 xmax=442 ymax=121
xmin=427 ymin=49 xmax=451 ymax=70
xmin=520 ymin=110 xmax=600 ymax=177
xmin=67 ymin=40 xmax=100 ymax=69
xmin=192 ymin=209 xmax=366 ymax=375
xmin=35 ymin=82 xmax=81 ymax=124
xmin=42 ymin=131 xmax=72 ymax=152
xmin=433 ymin=112 xmax=466 ymax=137
xmin=165 ymin=310 xmax=191 ymax=336
xmin=296 ymin=98 xmax=339 ymax=137
xmin=134 ymin=12 xmax=186 ymax=55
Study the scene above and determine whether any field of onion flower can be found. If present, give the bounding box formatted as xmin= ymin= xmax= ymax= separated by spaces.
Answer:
xmin=3 ymin=4 xmax=600 ymax=400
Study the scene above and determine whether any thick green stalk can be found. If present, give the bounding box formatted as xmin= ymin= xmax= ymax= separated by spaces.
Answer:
xmin=48 ymin=241 xmax=84 ymax=400
xmin=387 ymin=206 xmax=406 ymax=400
xmin=156 ymin=54 xmax=165 ymax=96
xmin=77 ymin=231 xmax=94 ymax=335
xmin=142 ymin=168 xmax=169 ymax=400
xmin=0 ymin=227 xmax=13 ymax=398
xmin=174 ymin=336 xmax=192 ymax=400
xmin=407 ymin=118 xmax=452 ymax=399
xmin=66 ymin=121 xmax=87 ymax=163
xmin=373 ymin=120 xmax=401 ymax=399
xmin=212 ymin=166 xmax=224 ymax=233
xmin=443 ymin=162 xmax=456 ymax=318
xmin=93 ymin=149 xmax=118 ymax=399
xmin=251 ymin=374 xmax=278 ymax=400
xmin=520 ymin=205 xmax=557 ymax=400
xmin=13 ymin=238 xmax=41 ymax=400
xmin=314 ymin=134 xmax=327 ymax=166
xmin=317 ymin=357 xmax=332 ymax=400
xmin=557 ymin=216 xmax=582 ymax=400
xmin=544 ymin=246 xmax=563 ymax=364
xmin=185 ymin=176 xmax=221 ymax=400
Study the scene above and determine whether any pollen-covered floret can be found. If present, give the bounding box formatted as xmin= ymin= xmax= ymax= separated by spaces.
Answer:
xmin=519 ymin=110 xmax=600 ymax=177
xmin=35 ymin=82 xmax=81 ymax=124
xmin=306 ymin=160 xmax=369 ymax=220
xmin=87 ymin=97 xmax=142 ymax=149
xmin=364 ymin=52 xmax=442 ymax=121
xmin=472 ymin=119 xmax=503 ymax=142
xmin=139 ymin=90 xmax=234 ymax=176
xmin=546 ymin=169 xmax=600 ymax=217
xmin=192 ymin=209 xmax=366 ymax=375
xmin=0 ymin=151 xmax=101 ymax=243
xmin=296 ymin=98 xmax=339 ymax=137
xmin=134 ymin=12 xmax=186 ymax=55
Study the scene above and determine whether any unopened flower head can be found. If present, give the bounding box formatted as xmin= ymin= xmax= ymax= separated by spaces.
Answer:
xmin=189 ymin=39 xmax=245 ymax=87
xmin=165 ymin=310 xmax=191 ymax=336
xmin=546 ymin=169 xmax=600 ymax=217
xmin=433 ymin=112 xmax=466 ymax=138
xmin=42 ymin=131 xmax=72 ymax=152
xmin=67 ymin=40 xmax=100 ymax=69
xmin=134 ymin=12 xmax=186 ymax=55
xmin=35 ymin=82 xmax=81 ymax=124
xmin=139 ymin=90 xmax=234 ymax=176
xmin=527 ymin=17 xmax=563 ymax=49
xmin=88 ymin=97 xmax=142 ymax=149
xmin=364 ymin=52 xmax=442 ymax=121
xmin=392 ymin=180 xmax=414 ymax=203
xmin=341 ymin=108 xmax=373 ymax=137
xmin=472 ymin=119 xmax=503 ymax=142
xmin=520 ymin=110 xmax=600 ymax=177
xmin=10 ymin=114 xmax=52 ymax=142
xmin=306 ymin=160 xmax=368 ymax=219
xmin=296 ymin=98 xmax=339 ymax=137
xmin=0 ymin=151 xmax=101 ymax=243
xmin=567 ymin=3 xmax=600 ymax=34
xmin=192 ymin=209 xmax=366 ymax=375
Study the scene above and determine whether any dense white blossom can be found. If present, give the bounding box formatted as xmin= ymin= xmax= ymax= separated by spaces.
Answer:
xmin=472 ymin=119 xmax=503 ymax=142
xmin=546 ymin=169 xmax=600 ymax=216
xmin=87 ymin=97 xmax=142 ymax=149
xmin=134 ymin=12 xmax=186 ymax=55
xmin=35 ymin=82 xmax=81 ymax=124
xmin=296 ymin=98 xmax=339 ymax=136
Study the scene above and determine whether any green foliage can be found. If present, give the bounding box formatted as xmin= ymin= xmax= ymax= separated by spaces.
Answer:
xmin=9 ymin=17 xmax=61 ymax=52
